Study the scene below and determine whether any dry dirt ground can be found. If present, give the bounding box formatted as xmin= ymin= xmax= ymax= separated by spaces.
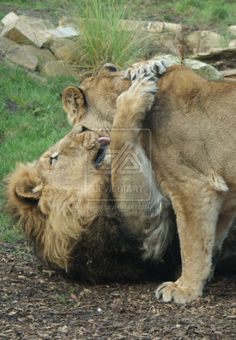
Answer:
xmin=1 ymin=242 xmax=236 ymax=339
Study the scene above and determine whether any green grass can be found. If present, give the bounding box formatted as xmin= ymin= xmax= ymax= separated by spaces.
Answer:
xmin=0 ymin=0 xmax=65 ymax=20
xmin=71 ymin=0 xmax=143 ymax=70
xmin=0 ymin=62 xmax=75 ymax=242
xmin=132 ymin=0 xmax=236 ymax=30
xmin=174 ymin=0 xmax=236 ymax=30
xmin=1 ymin=0 xmax=235 ymax=31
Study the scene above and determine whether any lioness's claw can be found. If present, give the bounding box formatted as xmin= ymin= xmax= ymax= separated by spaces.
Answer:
xmin=123 ymin=58 xmax=172 ymax=82
xmin=155 ymin=281 xmax=201 ymax=304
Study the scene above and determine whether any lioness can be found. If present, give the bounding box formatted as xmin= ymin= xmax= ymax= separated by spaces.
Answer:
xmin=62 ymin=61 xmax=236 ymax=303
xmin=6 ymin=70 xmax=178 ymax=282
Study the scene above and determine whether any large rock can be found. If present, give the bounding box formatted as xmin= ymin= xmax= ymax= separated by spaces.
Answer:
xmin=120 ymin=19 xmax=182 ymax=35
xmin=152 ymin=55 xmax=223 ymax=80
xmin=5 ymin=46 xmax=38 ymax=71
xmin=49 ymin=38 xmax=78 ymax=62
xmin=21 ymin=45 xmax=56 ymax=66
xmin=1 ymin=12 xmax=19 ymax=26
xmin=0 ymin=36 xmax=19 ymax=55
xmin=41 ymin=60 xmax=79 ymax=78
xmin=1 ymin=13 xmax=54 ymax=47
xmin=185 ymin=58 xmax=223 ymax=80
xmin=5 ymin=45 xmax=56 ymax=71
xmin=186 ymin=30 xmax=223 ymax=54
xmin=162 ymin=22 xmax=182 ymax=34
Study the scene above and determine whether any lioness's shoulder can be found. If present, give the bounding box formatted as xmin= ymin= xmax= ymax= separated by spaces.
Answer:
xmin=158 ymin=65 xmax=207 ymax=97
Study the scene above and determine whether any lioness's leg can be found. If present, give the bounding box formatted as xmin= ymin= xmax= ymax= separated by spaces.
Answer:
xmin=215 ymin=212 xmax=236 ymax=252
xmin=110 ymin=74 xmax=174 ymax=258
xmin=156 ymin=181 xmax=223 ymax=304
xmin=110 ymin=76 xmax=171 ymax=254
xmin=210 ymin=211 xmax=236 ymax=276
xmin=110 ymin=76 xmax=162 ymax=232
xmin=111 ymin=74 xmax=158 ymax=205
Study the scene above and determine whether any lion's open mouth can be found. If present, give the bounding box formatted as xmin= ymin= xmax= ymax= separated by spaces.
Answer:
xmin=94 ymin=137 xmax=110 ymax=168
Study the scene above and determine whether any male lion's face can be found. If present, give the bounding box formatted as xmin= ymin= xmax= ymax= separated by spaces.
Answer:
xmin=13 ymin=127 xmax=109 ymax=206
xmin=35 ymin=127 xmax=109 ymax=195
xmin=7 ymin=127 xmax=110 ymax=269
xmin=62 ymin=69 xmax=131 ymax=130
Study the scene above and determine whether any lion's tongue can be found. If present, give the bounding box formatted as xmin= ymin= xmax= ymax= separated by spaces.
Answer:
xmin=98 ymin=136 xmax=110 ymax=145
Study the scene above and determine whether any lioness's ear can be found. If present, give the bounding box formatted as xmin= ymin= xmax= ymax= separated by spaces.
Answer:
xmin=62 ymin=86 xmax=86 ymax=126
xmin=102 ymin=63 xmax=118 ymax=72
xmin=7 ymin=164 xmax=42 ymax=207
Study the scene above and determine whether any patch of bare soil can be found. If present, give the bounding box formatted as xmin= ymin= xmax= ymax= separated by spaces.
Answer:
xmin=1 ymin=241 xmax=236 ymax=339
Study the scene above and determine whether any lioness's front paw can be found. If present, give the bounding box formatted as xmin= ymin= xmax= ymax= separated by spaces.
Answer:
xmin=155 ymin=281 xmax=201 ymax=304
xmin=117 ymin=76 xmax=157 ymax=116
xmin=124 ymin=58 xmax=172 ymax=82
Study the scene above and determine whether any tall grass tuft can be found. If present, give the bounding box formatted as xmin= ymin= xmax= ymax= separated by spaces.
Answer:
xmin=73 ymin=0 xmax=143 ymax=70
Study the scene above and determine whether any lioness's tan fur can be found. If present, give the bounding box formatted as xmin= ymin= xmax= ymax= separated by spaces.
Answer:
xmin=62 ymin=64 xmax=236 ymax=303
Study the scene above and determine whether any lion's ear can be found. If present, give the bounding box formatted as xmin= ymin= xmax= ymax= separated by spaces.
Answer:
xmin=62 ymin=86 xmax=86 ymax=126
xmin=7 ymin=164 xmax=42 ymax=207
xmin=15 ymin=181 xmax=42 ymax=201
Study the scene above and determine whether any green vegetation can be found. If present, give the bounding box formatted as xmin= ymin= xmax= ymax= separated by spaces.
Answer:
xmin=1 ymin=0 xmax=235 ymax=31
xmin=0 ymin=0 xmax=64 ymax=20
xmin=128 ymin=0 xmax=236 ymax=30
xmin=0 ymin=62 xmax=74 ymax=242
xmin=72 ymin=0 xmax=143 ymax=69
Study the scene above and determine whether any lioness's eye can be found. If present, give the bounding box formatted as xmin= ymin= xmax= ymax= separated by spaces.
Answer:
xmin=49 ymin=152 xmax=59 ymax=166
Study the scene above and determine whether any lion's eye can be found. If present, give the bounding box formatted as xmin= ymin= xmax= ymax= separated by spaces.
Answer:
xmin=49 ymin=152 xmax=59 ymax=166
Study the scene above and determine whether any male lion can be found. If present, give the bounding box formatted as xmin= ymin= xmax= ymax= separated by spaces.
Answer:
xmin=6 ymin=70 xmax=178 ymax=282
xmin=62 ymin=60 xmax=236 ymax=303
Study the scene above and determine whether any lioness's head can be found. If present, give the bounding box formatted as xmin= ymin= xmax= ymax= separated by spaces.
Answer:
xmin=6 ymin=126 xmax=111 ymax=270
xmin=62 ymin=67 xmax=131 ymax=130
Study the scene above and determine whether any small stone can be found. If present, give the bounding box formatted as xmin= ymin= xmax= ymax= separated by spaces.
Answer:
xmin=8 ymin=310 xmax=17 ymax=316
xmin=48 ymin=26 xmax=79 ymax=39
xmin=58 ymin=325 xmax=68 ymax=333
xmin=228 ymin=40 xmax=236 ymax=48
xmin=229 ymin=25 xmax=236 ymax=37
